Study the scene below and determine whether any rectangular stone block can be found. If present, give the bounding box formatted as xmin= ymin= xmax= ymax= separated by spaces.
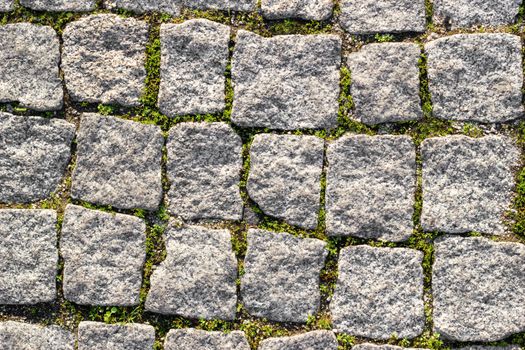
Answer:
xmin=433 ymin=0 xmax=521 ymax=28
xmin=104 ymin=0 xmax=181 ymax=14
xmin=164 ymin=329 xmax=250 ymax=350
xmin=259 ymin=331 xmax=338 ymax=350
xmin=261 ymin=0 xmax=334 ymax=20
xmin=78 ymin=322 xmax=155 ymax=350
xmin=0 ymin=321 xmax=74 ymax=350
xmin=20 ymin=0 xmax=96 ymax=11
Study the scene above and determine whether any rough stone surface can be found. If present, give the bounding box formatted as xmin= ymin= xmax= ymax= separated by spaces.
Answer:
xmin=340 ymin=0 xmax=426 ymax=34
xmin=20 ymin=0 xmax=96 ymax=11
xmin=61 ymin=204 xmax=146 ymax=306
xmin=104 ymin=0 xmax=181 ymax=14
xmin=331 ymin=246 xmax=425 ymax=339
xmin=421 ymin=135 xmax=519 ymax=235
xmin=325 ymin=135 xmax=416 ymax=242
xmin=433 ymin=237 xmax=525 ymax=341
xmin=354 ymin=345 xmax=429 ymax=350
xmin=0 ymin=210 xmax=57 ymax=304
xmin=259 ymin=331 xmax=338 ymax=350
xmin=146 ymin=225 xmax=237 ymax=320
xmin=433 ymin=0 xmax=521 ymax=28
xmin=348 ymin=43 xmax=422 ymax=125
xmin=458 ymin=347 xmax=521 ymax=350
xmin=159 ymin=19 xmax=230 ymax=117
xmin=166 ymin=122 xmax=243 ymax=221
xmin=232 ymin=30 xmax=341 ymax=130
xmin=164 ymin=329 xmax=250 ymax=350
xmin=247 ymin=134 xmax=324 ymax=230
xmin=62 ymin=14 xmax=148 ymax=107
xmin=0 ymin=24 xmax=62 ymax=110
xmin=0 ymin=113 xmax=75 ymax=203
xmin=261 ymin=0 xmax=334 ymax=20
xmin=0 ymin=321 xmax=75 ymax=350
xmin=241 ymin=229 xmax=327 ymax=323
xmin=72 ymin=114 xmax=163 ymax=211
xmin=0 ymin=0 xmax=14 ymax=11
xmin=184 ymin=0 xmax=256 ymax=12
xmin=78 ymin=322 xmax=155 ymax=350
xmin=425 ymin=33 xmax=523 ymax=123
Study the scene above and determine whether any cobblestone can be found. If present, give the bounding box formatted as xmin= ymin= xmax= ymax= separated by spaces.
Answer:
xmin=433 ymin=0 xmax=521 ymax=28
xmin=164 ymin=329 xmax=250 ymax=350
xmin=78 ymin=322 xmax=155 ymax=350
xmin=261 ymin=0 xmax=334 ymax=20
xmin=104 ymin=0 xmax=181 ymax=14
xmin=20 ymin=0 xmax=96 ymax=11
xmin=0 ymin=321 xmax=74 ymax=350
xmin=259 ymin=331 xmax=338 ymax=350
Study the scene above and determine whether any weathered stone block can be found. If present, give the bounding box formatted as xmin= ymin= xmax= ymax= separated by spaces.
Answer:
xmin=261 ymin=0 xmax=334 ymax=20
xmin=164 ymin=329 xmax=250 ymax=350
xmin=433 ymin=0 xmax=521 ymax=28
xmin=259 ymin=331 xmax=338 ymax=350
xmin=20 ymin=0 xmax=96 ymax=11
xmin=0 ymin=321 xmax=74 ymax=350
xmin=78 ymin=322 xmax=155 ymax=350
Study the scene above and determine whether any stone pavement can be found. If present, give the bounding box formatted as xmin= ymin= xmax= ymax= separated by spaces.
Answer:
xmin=0 ymin=0 xmax=525 ymax=349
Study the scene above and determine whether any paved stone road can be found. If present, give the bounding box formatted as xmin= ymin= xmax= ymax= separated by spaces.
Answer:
xmin=1 ymin=0 xmax=525 ymax=349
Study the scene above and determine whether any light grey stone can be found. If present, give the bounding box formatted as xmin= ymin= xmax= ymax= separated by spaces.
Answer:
xmin=184 ymin=0 xmax=256 ymax=12
xmin=166 ymin=122 xmax=243 ymax=221
xmin=241 ymin=229 xmax=327 ymax=323
xmin=458 ymin=347 xmax=522 ymax=350
xmin=348 ymin=43 xmax=422 ymax=125
xmin=247 ymin=134 xmax=324 ymax=230
xmin=433 ymin=0 xmax=521 ymax=28
xmin=164 ymin=329 xmax=250 ymax=350
xmin=20 ymin=0 xmax=96 ymax=11
xmin=433 ymin=236 xmax=525 ymax=341
xmin=0 ymin=113 xmax=75 ymax=203
xmin=261 ymin=0 xmax=334 ymax=20
xmin=0 ymin=321 xmax=75 ymax=350
xmin=426 ymin=33 xmax=523 ymax=123
xmin=353 ymin=345 xmax=429 ymax=350
xmin=62 ymin=14 xmax=148 ymax=107
xmin=331 ymin=246 xmax=425 ymax=339
xmin=104 ymin=0 xmax=181 ymax=15
xmin=159 ymin=19 xmax=230 ymax=117
xmin=0 ymin=24 xmax=62 ymax=110
xmin=146 ymin=225 xmax=237 ymax=320
xmin=232 ymin=30 xmax=341 ymax=130
xmin=71 ymin=114 xmax=163 ymax=211
xmin=421 ymin=135 xmax=519 ymax=235
xmin=78 ymin=322 xmax=155 ymax=350
xmin=0 ymin=0 xmax=14 ymax=11
xmin=61 ymin=204 xmax=146 ymax=306
xmin=259 ymin=331 xmax=338 ymax=350
xmin=340 ymin=0 xmax=426 ymax=34
xmin=325 ymin=135 xmax=416 ymax=241
xmin=0 ymin=210 xmax=57 ymax=304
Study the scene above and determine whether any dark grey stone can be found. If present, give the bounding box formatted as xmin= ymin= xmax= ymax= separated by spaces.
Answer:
xmin=348 ymin=43 xmax=422 ymax=125
xmin=421 ymin=135 xmax=519 ymax=235
xmin=166 ymin=122 xmax=243 ymax=221
xmin=0 ymin=24 xmax=62 ymax=110
xmin=164 ymin=329 xmax=250 ymax=350
xmin=146 ymin=224 xmax=237 ymax=320
xmin=433 ymin=0 xmax=521 ymax=28
xmin=71 ymin=114 xmax=163 ymax=211
xmin=247 ymin=134 xmax=324 ymax=230
xmin=159 ymin=19 xmax=230 ymax=117
xmin=0 ymin=210 xmax=57 ymax=304
xmin=0 ymin=321 xmax=74 ymax=350
xmin=331 ymin=246 xmax=425 ymax=339
xmin=20 ymin=0 xmax=96 ymax=11
xmin=104 ymin=0 xmax=181 ymax=14
xmin=433 ymin=236 xmax=525 ymax=341
xmin=184 ymin=0 xmax=256 ymax=12
xmin=231 ymin=30 xmax=341 ymax=130
xmin=241 ymin=229 xmax=327 ymax=323
xmin=259 ymin=331 xmax=338 ymax=350
xmin=325 ymin=135 xmax=416 ymax=242
xmin=62 ymin=14 xmax=149 ymax=107
xmin=426 ymin=33 xmax=523 ymax=123
xmin=0 ymin=113 xmax=75 ymax=203
xmin=78 ymin=322 xmax=155 ymax=350
xmin=61 ymin=204 xmax=146 ymax=306
xmin=261 ymin=0 xmax=334 ymax=20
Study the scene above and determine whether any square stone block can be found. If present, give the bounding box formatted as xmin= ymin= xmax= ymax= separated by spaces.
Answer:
xmin=0 ymin=321 xmax=74 ymax=350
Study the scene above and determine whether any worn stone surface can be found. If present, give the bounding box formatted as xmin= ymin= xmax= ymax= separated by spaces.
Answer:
xmin=0 ymin=210 xmax=57 ymax=304
xmin=259 ymin=331 xmax=338 ymax=350
xmin=247 ymin=134 xmax=324 ymax=230
xmin=421 ymin=135 xmax=519 ymax=235
xmin=159 ymin=19 xmax=230 ymax=117
xmin=232 ymin=30 xmax=341 ymax=130
xmin=426 ymin=33 xmax=523 ymax=122
xmin=104 ymin=0 xmax=181 ymax=14
xmin=78 ymin=322 xmax=155 ymax=350
xmin=0 ymin=321 xmax=75 ymax=350
xmin=458 ymin=347 xmax=521 ymax=350
xmin=0 ymin=0 xmax=14 ymax=11
xmin=348 ymin=43 xmax=422 ymax=125
xmin=325 ymin=135 xmax=416 ymax=242
xmin=241 ymin=229 xmax=327 ymax=323
xmin=184 ymin=0 xmax=256 ymax=12
xmin=0 ymin=24 xmax=62 ymax=110
xmin=166 ymin=122 xmax=243 ymax=221
xmin=0 ymin=113 xmax=75 ymax=203
xmin=164 ymin=329 xmax=250 ymax=350
xmin=62 ymin=14 xmax=148 ymax=107
xmin=146 ymin=225 xmax=237 ymax=320
xmin=354 ymin=345 xmax=429 ymax=350
xmin=340 ymin=0 xmax=426 ymax=34
xmin=433 ymin=237 xmax=525 ymax=341
xmin=331 ymin=246 xmax=425 ymax=339
xmin=433 ymin=0 xmax=521 ymax=28
xmin=71 ymin=114 xmax=163 ymax=211
xmin=61 ymin=204 xmax=146 ymax=306
xmin=20 ymin=0 xmax=96 ymax=11
xmin=261 ymin=0 xmax=334 ymax=20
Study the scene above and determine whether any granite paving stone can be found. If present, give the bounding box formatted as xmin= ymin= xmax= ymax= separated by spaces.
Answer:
xmin=104 ymin=0 xmax=181 ymax=14
xmin=433 ymin=0 xmax=521 ymax=28
xmin=184 ymin=0 xmax=256 ymax=12
xmin=259 ymin=331 xmax=338 ymax=350
xmin=241 ymin=229 xmax=327 ymax=323
xmin=261 ymin=0 xmax=334 ymax=20
xmin=353 ymin=345 xmax=429 ymax=350
xmin=78 ymin=322 xmax=155 ymax=350
xmin=20 ymin=0 xmax=96 ymax=11
xmin=0 ymin=0 xmax=14 ymax=11
xmin=164 ymin=329 xmax=250 ymax=350
xmin=0 ymin=321 xmax=75 ymax=350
